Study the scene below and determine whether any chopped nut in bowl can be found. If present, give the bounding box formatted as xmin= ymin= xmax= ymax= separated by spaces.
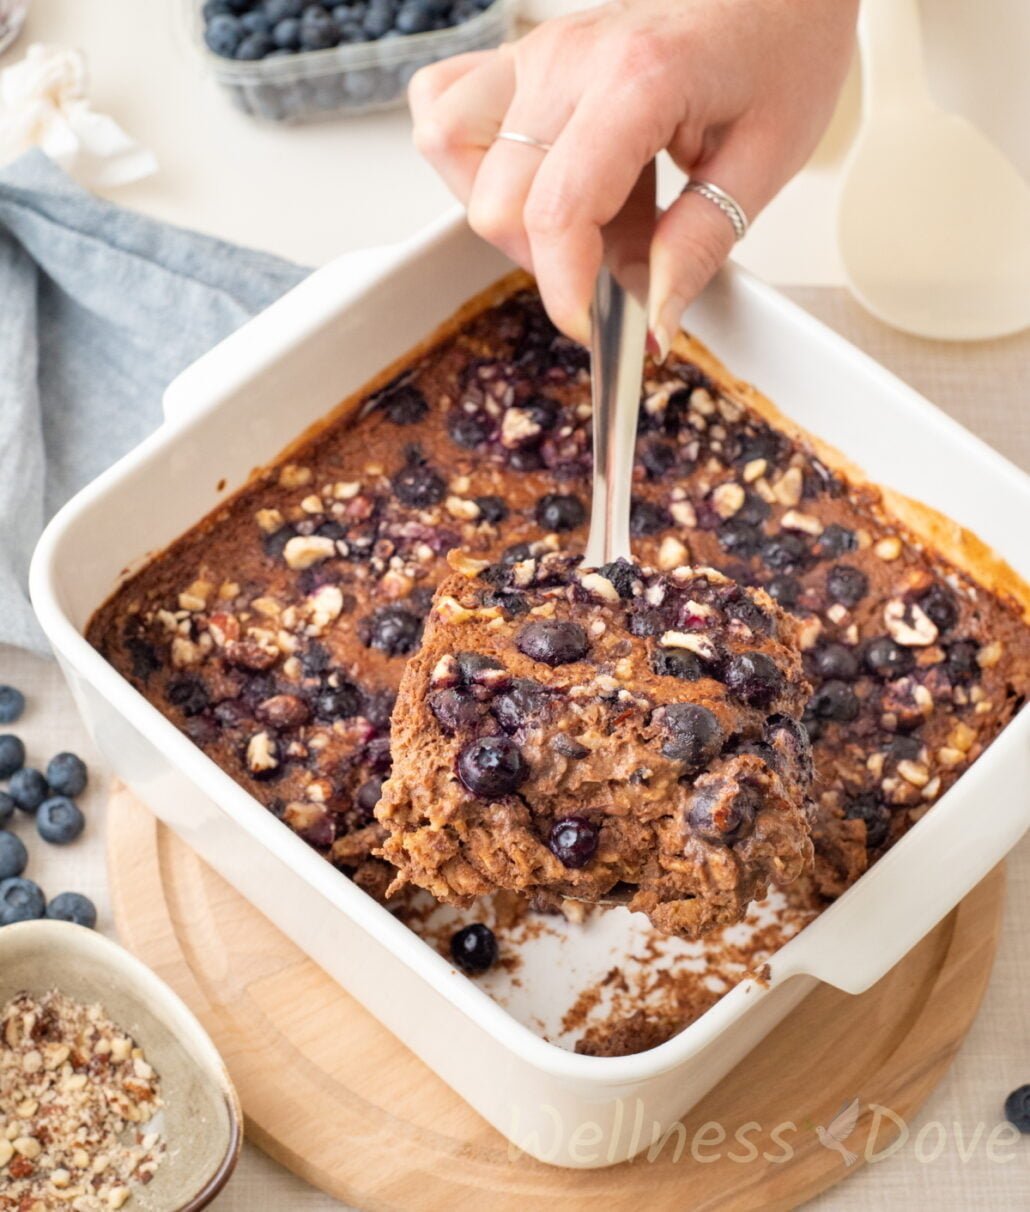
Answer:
xmin=0 ymin=921 xmax=241 ymax=1211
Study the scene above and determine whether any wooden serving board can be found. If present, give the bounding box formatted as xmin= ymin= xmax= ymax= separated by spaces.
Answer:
xmin=107 ymin=785 xmax=1004 ymax=1211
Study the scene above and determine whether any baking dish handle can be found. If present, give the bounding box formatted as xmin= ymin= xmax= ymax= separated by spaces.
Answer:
xmin=776 ymin=719 xmax=1029 ymax=995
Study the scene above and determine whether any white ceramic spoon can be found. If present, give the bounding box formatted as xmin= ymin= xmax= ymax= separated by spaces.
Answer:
xmin=838 ymin=0 xmax=1030 ymax=340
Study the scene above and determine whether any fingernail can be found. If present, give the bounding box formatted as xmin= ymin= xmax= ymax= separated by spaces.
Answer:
xmin=650 ymin=294 xmax=685 ymax=365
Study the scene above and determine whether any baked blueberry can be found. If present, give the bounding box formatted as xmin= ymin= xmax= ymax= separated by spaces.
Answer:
xmin=724 ymin=652 xmax=784 ymax=707
xmin=0 ymin=685 xmax=25 ymax=724
xmin=736 ymin=492 xmax=772 ymax=527
xmin=0 ymin=792 xmax=13 ymax=825
xmin=455 ymin=652 xmax=505 ymax=683
xmin=448 ymin=411 xmax=490 ymax=448
xmin=45 ymin=752 xmax=88 ymax=798
xmin=810 ymin=642 xmax=859 ymax=681
xmin=826 ymin=564 xmax=869 ymax=608
xmin=474 ymin=495 xmax=508 ymax=524
xmin=640 ymin=439 xmax=677 ymax=479
xmin=46 ymin=891 xmax=97 ymax=929
xmin=660 ymin=703 xmax=723 ymax=767
xmin=262 ymin=523 xmax=298 ymax=561
xmin=765 ymin=573 xmax=802 ymax=608
xmin=516 ymin=619 xmax=589 ymax=666
xmin=37 ymin=797 xmax=85 ymax=845
xmin=355 ymin=776 xmax=384 ymax=816
xmin=315 ymin=682 xmax=363 ymax=720
xmin=450 ymin=923 xmax=497 ymax=973
xmin=359 ymin=605 xmax=423 ymax=655
xmin=944 ymin=639 xmax=980 ymax=683
xmin=548 ymin=816 xmax=599 ymax=868
xmin=535 ymin=493 xmax=585 ymax=533
xmin=629 ymin=499 xmax=670 ymax=537
xmin=761 ymin=533 xmax=809 ymax=572
xmin=9 ymin=768 xmax=49 ymax=814
xmin=815 ymin=523 xmax=857 ymax=558
xmin=457 ymin=737 xmax=528 ymax=799
xmin=0 ymin=832 xmax=27 ymax=880
xmin=808 ymin=679 xmax=860 ymax=722
xmin=597 ymin=558 xmax=641 ymax=600
xmin=864 ymin=636 xmax=916 ymax=679
xmin=0 ymin=734 xmax=25 ymax=779
xmin=1003 ymin=1085 xmax=1030 ymax=1134
xmin=723 ymin=591 xmax=771 ymax=634
xmin=379 ymin=383 xmax=428 ymax=425
xmin=652 ymin=647 xmax=704 ymax=680
xmin=688 ymin=780 xmax=757 ymax=844
xmin=844 ymin=794 xmax=891 ymax=849
xmin=0 ymin=877 xmax=45 ymax=925
xmin=492 ymin=678 xmax=550 ymax=733
xmin=429 ymin=688 xmax=482 ymax=734
xmin=918 ymin=584 xmax=959 ymax=633
xmin=717 ymin=520 xmax=762 ymax=558
xmin=167 ymin=676 xmax=211 ymax=717
xmin=392 ymin=458 xmax=445 ymax=508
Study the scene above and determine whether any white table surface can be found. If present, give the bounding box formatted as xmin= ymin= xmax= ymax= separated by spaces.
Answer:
xmin=4 ymin=1 xmax=1030 ymax=1208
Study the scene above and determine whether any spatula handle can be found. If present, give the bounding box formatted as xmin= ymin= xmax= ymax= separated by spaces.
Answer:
xmin=859 ymin=0 xmax=931 ymax=114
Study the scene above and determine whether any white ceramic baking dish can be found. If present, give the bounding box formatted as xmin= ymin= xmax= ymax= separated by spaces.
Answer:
xmin=30 ymin=213 xmax=1030 ymax=1168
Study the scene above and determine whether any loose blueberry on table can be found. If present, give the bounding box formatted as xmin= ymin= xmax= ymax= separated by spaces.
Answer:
xmin=377 ymin=553 xmax=814 ymax=938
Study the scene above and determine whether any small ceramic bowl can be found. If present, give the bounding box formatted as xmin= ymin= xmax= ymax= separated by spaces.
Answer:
xmin=0 ymin=920 xmax=242 ymax=1210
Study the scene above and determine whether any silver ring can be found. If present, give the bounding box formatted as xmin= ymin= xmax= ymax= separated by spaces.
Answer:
xmin=496 ymin=130 xmax=553 ymax=153
xmin=682 ymin=179 xmax=749 ymax=241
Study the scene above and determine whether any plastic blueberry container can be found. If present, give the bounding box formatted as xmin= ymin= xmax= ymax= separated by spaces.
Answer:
xmin=190 ymin=0 xmax=514 ymax=123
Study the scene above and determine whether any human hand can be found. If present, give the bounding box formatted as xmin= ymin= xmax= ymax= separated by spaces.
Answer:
xmin=409 ymin=0 xmax=857 ymax=356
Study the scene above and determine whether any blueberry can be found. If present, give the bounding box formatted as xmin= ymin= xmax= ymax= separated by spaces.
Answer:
xmin=37 ymin=796 xmax=85 ymax=845
xmin=492 ymin=678 xmax=549 ymax=733
xmin=315 ymin=682 xmax=362 ymax=719
xmin=241 ymin=11 xmax=272 ymax=32
xmin=204 ymin=0 xmax=233 ymax=16
xmin=474 ymin=495 xmax=508 ymax=525
xmin=516 ymin=619 xmax=589 ymax=666
xmin=761 ymin=533 xmax=809 ymax=572
xmin=392 ymin=460 xmax=445 ymax=508
xmin=395 ymin=1 xmax=433 ymax=32
xmin=886 ymin=734 xmax=923 ymax=763
xmin=167 ymin=677 xmax=210 ymax=717
xmin=9 ymin=768 xmax=48 ymax=814
xmin=864 ymin=636 xmax=915 ymax=679
xmin=945 ymin=639 xmax=980 ymax=683
xmin=688 ymin=781 xmax=757 ymax=844
xmin=362 ymin=5 xmax=393 ymax=36
xmin=355 ymin=776 xmax=384 ymax=816
xmin=1004 ymin=1085 xmax=1030 ymax=1134
xmin=534 ymin=493 xmax=585 ymax=533
xmin=447 ymin=411 xmax=490 ymax=448
xmin=380 ymin=383 xmax=428 ymax=425
xmin=844 ymin=795 xmax=890 ymax=849
xmin=724 ymin=652 xmax=784 ymax=707
xmin=0 ymin=734 xmax=25 ymax=779
xmin=0 ymin=793 xmax=13 ymax=825
xmin=457 ymin=737 xmax=528 ymax=799
xmin=272 ymin=16 xmax=302 ymax=46
xmin=660 ymin=704 xmax=723 ymax=767
xmin=0 ymin=877 xmax=45 ymax=925
xmin=204 ymin=13 xmax=244 ymax=56
xmin=826 ymin=564 xmax=868 ymax=608
xmin=45 ymin=752 xmax=88 ymax=798
xmin=722 ymin=591 xmax=771 ymax=634
xmin=455 ymin=652 xmax=505 ymax=683
xmin=765 ymin=573 xmax=802 ymax=609
xmin=597 ymin=558 xmax=641 ymax=600
xmin=736 ymin=492 xmax=772 ymax=527
xmin=525 ymin=395 xmax=559 ymax=429
xmin=640 ymin=440 xmax=677 ymax=479
xmin=629 ymin=499 xmax=670 ymax=537
xmin=264 ymin=0 xmax=304 ymax=19
xmin=815 ymin=523 xmax=857 ymax=558
xmin=717 ymin=520 xmax=762 ymax=558
xmin=811 ymin=642 xmax=859 ymax=681
xmin=0 ymin=832 xmax=27 ymax=880
xmin=918 ymin=584 xmax=958 ymax=633
xmin=0 ymin=685 xmax=25 ymax=724
xmin=809 ymin=679 xmax=860 ymax=722
xmin=652 ymin=647 xmax=703 ymax=680
xmin=359 ymin=606 xmax=423 ymax=656
xmin=429 ymin=688 xmax=481 ymax=734
xmin=548 ymin=816 xmax=599 ymax=868
xmin=299 ymin=4 xmax=339 ymax=48
xmin=450 ymin=923 xmax=497 ymax=973
xmin=46 ymin=891 xmax=97 ymax=929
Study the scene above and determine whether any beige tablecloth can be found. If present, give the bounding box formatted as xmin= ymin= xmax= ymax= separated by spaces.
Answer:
xmin=1 ymin=289 xmax=1027 ymax=1210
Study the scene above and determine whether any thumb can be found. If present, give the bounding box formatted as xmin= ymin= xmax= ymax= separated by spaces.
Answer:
xmin=649 ymin=140 xmax=770 ymax=360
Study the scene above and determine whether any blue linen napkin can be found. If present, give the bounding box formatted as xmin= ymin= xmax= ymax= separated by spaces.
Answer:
xmin=0 ymin=151 xmax=309 ymax=654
